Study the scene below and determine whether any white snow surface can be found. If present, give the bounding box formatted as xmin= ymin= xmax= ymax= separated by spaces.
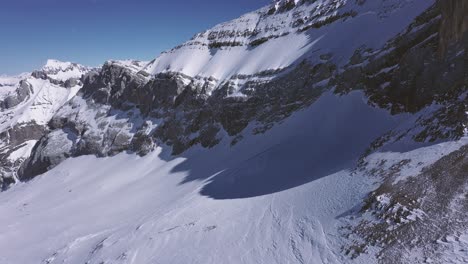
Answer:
xmin=7 ymin=140 xmax=38 ymax=162
xmin=43 ymin=59 xmax=76 ymax=71
xmin=364 ymin=137 xmax=468 ymax=184
xmin=1 ymin=91 xmax=461 ymax=264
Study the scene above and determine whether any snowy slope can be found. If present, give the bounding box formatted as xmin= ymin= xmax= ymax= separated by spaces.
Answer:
xmin=0 ymin=92 xmax=404 ymax=264
xmin=144 ymin=0 xmax=434 ymax=84
xmin=1 ymin=91 xmax=465 ymax=264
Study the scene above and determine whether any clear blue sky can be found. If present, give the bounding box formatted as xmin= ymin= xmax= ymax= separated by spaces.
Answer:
xmin=0 ymin=0 xmax=270 ymax=75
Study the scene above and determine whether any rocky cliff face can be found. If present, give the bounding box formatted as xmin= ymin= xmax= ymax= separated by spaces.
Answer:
xmin=0 ymin=80 xmax=32 ymax=110
xmin=439 ymin=0 xmax=468 ymax=55
xmin=333 ymin=1 xmax=466 ymax=144
xmin=16 ymin=0 xmax=467 ymax=182
xmin=341 ymin=1 xmax=468 ymax=262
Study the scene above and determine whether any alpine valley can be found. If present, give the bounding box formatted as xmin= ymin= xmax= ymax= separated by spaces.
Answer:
xmin=0 ymin=0 xmax=467 ymax=263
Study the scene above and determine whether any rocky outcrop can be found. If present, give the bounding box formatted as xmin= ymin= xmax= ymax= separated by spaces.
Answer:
xmin=17 ymin=57 xmax=334 ymax=180
xmin=0 ymin=122 xmax=47 ymax=189
xmin=346 ymin=145 xmax=468 ymax=263
xmin=0 ymin=81 xmax=32 ymax=110
xmin=332 ymin=3 xmax=466 ymax=143
xmin=439 ymin=0 xmax=468 ymax=55
xmin=336 ymin=3 xmax=468 ymax=261
xmin=0 ymin=122 xmax=46 ymax=147
xmin=18 ymin=129 xmax=73 ymax=181
xmin=81 ymin=62 xmax=148 ymax=107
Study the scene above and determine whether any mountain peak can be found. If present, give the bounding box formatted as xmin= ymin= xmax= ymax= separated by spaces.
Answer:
xmin=43 ymin=59 xmax=78 ymax=72
xmin=38 ymin=59 xmax=90 ymax=82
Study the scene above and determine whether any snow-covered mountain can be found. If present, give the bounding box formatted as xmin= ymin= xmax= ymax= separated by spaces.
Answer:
xmin=0 ymin=60 xmax=92 ymax=188
xmin=144 ymin=0 xmax=433 ymax=87
xmin=0 ymin=0 xmax=467 ymax=263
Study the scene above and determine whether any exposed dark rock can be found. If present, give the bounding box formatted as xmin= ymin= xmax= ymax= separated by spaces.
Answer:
xmin=131 ymin=132 xmax=155 ymax=156
xmin=81 ymin=63 xmax=147 ymax=108
xmin=346 ymin=145 xmax=468 ymax=263
xmin=18 ymin=129 xmax=74 ymax=181
xmin=64 ymin=78 xmax=79 ymax=88
xmin=18 ymin=55 xmax=335 ymax=178
xmin=1 ymin=80 xmax=32 ymax=110
xmin=439 ymin=0 xmax=468 ymax=55
xmin=332 ymin=2 xmax=466 ymax=127
xmin=31 ymin=70 xmax=47 ymax=80
xmin=0 ymin=122 xmax=47 ymax=147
